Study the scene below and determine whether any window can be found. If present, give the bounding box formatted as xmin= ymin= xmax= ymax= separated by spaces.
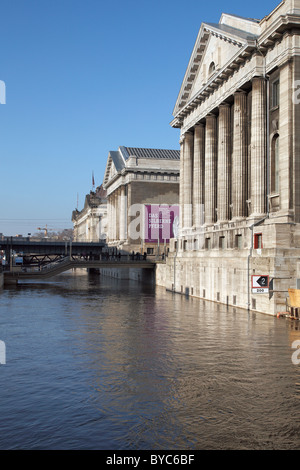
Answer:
xmin=205 ymin=238 xmax=211 ymax=250
xmin=271 ymin=134 xmax=279 ymax=193
xmin=254 ymin=233 xmax=263 ymax=249
xmin=235 ymin=234 xmax=242 ymax=249
xmin=208 ymin=61 xmax=216 ymax=76
xmin=219 ymin=236 xmax=225 ymax=250
xmin=147 ymin=247 xmax=154 ymax=255
xmin=272 ymin=79 xmax=279 ymax=108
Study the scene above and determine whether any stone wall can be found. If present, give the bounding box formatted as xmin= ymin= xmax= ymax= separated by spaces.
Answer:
xmin=156 ymin=222 xmax=300 ymax=315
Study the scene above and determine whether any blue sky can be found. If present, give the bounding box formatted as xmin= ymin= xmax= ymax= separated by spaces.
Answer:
xmin=0 ymin=0 xmax=279 ymax=236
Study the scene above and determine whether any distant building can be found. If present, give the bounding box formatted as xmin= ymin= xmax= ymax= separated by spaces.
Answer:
xmin=157 ymin=0 xmax=300 ymax=315
xmin=72 ymin=185 xmax=107 ymax=242
xmin=103 ymin=146 xmax=180 ymax=256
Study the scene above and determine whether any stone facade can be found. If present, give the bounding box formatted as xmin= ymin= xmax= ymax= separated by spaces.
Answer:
xmin=157 ymin=0 xmax=300 ymax=315
xmin=103 ymin=146 xmax=180 ymax=257
xmin=72 ymin=185 xmax=107 ymax=242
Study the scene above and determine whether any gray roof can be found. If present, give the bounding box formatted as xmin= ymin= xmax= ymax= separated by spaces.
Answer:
xmin=223 ymin=13 xmax=260 ymax=24
xmin=104 ymin=145 xmax=180 ymax=187
xmin=109 ymin=150 xmax=124 ymax=172
xmin=124 ymin=147 xmax=180 ymax=160
xmin=205 ymin=22 xmax=259 ymax=41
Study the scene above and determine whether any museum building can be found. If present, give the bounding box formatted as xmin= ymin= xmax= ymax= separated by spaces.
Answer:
xmin=156 ymin=0 xmax=300 ymax=314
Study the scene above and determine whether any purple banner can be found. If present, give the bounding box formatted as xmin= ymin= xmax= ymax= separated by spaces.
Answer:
xmin=144 ymin=205 xmax=179 ymax=243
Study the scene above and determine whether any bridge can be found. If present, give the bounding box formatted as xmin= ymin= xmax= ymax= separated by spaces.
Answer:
xmin=0 ymin=237 xmax=159 ymax=284
xmin=0 ymin=237 xmax=106 ymax=264
xmin=4 ymin=257 xmax=157 ymax=283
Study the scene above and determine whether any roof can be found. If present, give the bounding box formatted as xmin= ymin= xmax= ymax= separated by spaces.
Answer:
xmin=124 ymin=147 xmax=180 ymax=160
xmin=205 ymin=22 xmax=259 ymax=42
xmin=103 ymin=145 xmax=180 ymax=188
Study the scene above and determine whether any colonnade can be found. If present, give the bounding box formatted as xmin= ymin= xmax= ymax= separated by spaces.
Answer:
xmin=107 ymin=185 xmax=127 ymax=242
xmin=180 ymin=76 xmax=267 ymax=232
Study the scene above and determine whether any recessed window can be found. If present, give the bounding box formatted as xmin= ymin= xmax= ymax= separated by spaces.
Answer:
xmin=208 ymin=61 xmax=216 ymax=76
xmin=271 ymin=134 xmax=279 ymax=193
xmin=272 ymin=80 xmax=279 ymax=108
xmin=219 ymin=236 xmax=225 ymax=249
xmin=235 ymin=234 xmax=242 ymax=249
xmin=254 ymin=233 xmax=263 ymax=249
xmin=205 ymin=238 xmax=211 ymax=250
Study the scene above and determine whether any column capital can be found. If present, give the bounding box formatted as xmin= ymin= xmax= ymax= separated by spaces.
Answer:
xmin=219 ymin=101 xmax=231 ymax=108
xmin=251 ymin=75 xmax=267 ymax=83
xmin=234 ymin=88 xmax=247 ymax=96
xmin=180 ymin=130 xmax=194 ymax=144
xmin=206 ymin=113 xmax=217 ymax=120
xmin=185 ymin=129 xmax=194 ymax=139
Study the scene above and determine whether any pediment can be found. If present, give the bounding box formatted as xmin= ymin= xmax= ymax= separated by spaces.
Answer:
xmin=173 ymin=14 xmax=260 ymax=117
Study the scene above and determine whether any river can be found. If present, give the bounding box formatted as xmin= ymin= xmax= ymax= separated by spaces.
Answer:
xmin=0 ymin=270 xmax=299 ymax=450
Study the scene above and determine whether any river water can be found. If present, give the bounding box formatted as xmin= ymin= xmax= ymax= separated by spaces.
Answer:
xmin=0 ymin=270 xmax=299 ymax=450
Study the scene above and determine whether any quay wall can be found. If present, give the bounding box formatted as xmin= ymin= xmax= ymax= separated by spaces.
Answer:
xmin=155 ymin=249 xmax=298 ymax=316
xmin=99 ymin=267 xmax=154 ymax=283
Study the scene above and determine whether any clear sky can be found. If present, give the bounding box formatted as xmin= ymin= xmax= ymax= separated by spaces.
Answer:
xmin=0 ymin=0 xmax=279 ymax=236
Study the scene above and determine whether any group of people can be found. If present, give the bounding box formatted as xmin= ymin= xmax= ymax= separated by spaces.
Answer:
xmin=100 ymin=251 xmax=148 ymax=261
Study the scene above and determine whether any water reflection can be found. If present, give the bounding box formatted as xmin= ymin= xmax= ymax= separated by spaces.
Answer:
xmin=0 ymin=270 xmax=299 ymax=449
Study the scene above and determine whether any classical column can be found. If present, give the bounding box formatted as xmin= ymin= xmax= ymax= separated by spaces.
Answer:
xmin=127 ymin=183 xmax=132 ymax=244
xmin=111 ymin=192 xmax=115 ymax=241
xmin=217 ymin=103 xmax=231 ymax=223
xmin=179 ymin=135 xmax=185 ymax=233
xmin=250 ymin=76 xmax=267 ymax=217
xmin=108 ymin=193 xmax=113 ymax=242
xmin=193 ymin=124 xmax=205 ymax=227
xmin=120 ymin=185 xmax=127 ymax=241
xmin=205 ymin=114 xmax=217 ymax=225
xmin=113 ymin=191 xmax=117 ymax=241
xmin=232 ymin=91 xmax=248 ymax=219
xmin=117 ymin=188 xmax=120 ymax=240
xmin=183 ymin=130 xmax=194 ymax=229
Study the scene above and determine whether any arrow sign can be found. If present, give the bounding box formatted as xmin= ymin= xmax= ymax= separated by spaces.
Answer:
xmin=252 ymin=275 xmax=269 ymax=293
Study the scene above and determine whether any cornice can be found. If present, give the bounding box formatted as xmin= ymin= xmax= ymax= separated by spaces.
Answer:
xmin=171 ymin=12 xmax=300 ymax=130
xmin=171 ymin=43 xmax=256 ymax=128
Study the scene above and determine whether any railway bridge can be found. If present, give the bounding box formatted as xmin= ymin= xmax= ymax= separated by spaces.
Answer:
xmin=0 ymin=237 xmax=158 ymax=284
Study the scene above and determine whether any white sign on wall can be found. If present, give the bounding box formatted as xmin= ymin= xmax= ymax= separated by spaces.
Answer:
xmin=252 ymin=275 xmax=269 ymax=294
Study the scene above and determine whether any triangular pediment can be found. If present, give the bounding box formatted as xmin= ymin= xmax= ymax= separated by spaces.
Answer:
xmin=173 ymin=14 xmax=260 ymax=117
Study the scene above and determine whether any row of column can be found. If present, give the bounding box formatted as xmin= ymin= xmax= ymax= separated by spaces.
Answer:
xmin=180 ymin=76 xmax=267 ymax=230
xmin=108 ymin=185 xmax=127 ymax=242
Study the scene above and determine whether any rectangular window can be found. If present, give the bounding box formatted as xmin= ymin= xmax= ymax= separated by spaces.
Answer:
xmin=205 ymin=238 xmax=211 ymax=250
xmin=147 ymin=247 xmax=154 ymax=255
xmin=272 ymin=80 xmax=279 ymax=108
xmin=219 ymin=236 xmax=225 ymax=249
xmin=235 ymin=234 xmax=242 ymax=249
xmin=254 ymin=233 xmax=263 ymax=249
